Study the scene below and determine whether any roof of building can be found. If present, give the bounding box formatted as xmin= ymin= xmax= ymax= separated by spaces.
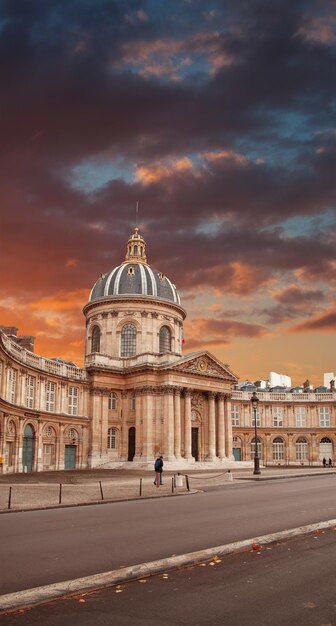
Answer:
xmin=89 ymin=228 xmax=181 ymax=306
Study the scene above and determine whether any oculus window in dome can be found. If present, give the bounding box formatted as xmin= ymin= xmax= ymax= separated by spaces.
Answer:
xmin=89 ymin=228 xmax=181 ymax=306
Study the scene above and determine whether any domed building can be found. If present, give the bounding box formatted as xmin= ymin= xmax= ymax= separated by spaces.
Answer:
xmin=83 ymin=228 xmax=238 ymax=467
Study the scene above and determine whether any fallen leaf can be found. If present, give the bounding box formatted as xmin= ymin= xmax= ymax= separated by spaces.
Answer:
xmin=252 ymin=544 xmax=262 ymax=551
xmin=162 ymin=574 xmax=169 ymax=579
xmin=79 ymin=599 xmax=85 ymax=603
xmin=115 ymin=589 xmax=123 ymax=593
xmin=303 ymin=601 xmax=316 ymax=609
xmin=199 ymin=563 xmax=207 ymax=567
xmin=138 ymin=579 xmax=147 ymax=584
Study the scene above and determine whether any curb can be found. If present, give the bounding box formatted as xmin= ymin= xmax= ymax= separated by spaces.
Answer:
xmin=1 ymin=517 xmax=336 ymax=614
xmin=237 ymin=470 xmax=336 ymax=481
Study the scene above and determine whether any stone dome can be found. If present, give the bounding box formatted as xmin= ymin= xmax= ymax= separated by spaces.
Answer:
xmin=89 ymin=228 xmax=181 ymax=306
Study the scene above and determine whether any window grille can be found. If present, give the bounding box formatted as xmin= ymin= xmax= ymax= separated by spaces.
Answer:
xmin=43 ymin=444 xmax=55 ymax=466
xmin=46 ymin=381 xmax=56 ymax=412
xmin=121 ymin=324 xmax=136 ymax=357
xmin=108 ymin=392 xmax=117 ymax=410
xmin=68 ymin=386 xmax=78 ymax=416
xmin=273 ymin=437 xmax=284 ymax=460
xmin=250 ymin=438 xmax=262 ymax=459
xmin=91 ymin=325 xmax=101 ymax=353
xmin=272 ymin=407 xmax=283 ymax=427
xmin=8 ymin=368 xmax=17 ymax=404
xmin=107 ymin=427 xmax=117 ymax=449
xmin=26 ymin=375 xmax=35 ymax=409
xmin=296 ymin=438 xmax=308 ymax=460
xmin=319 ymin=407 xmax=330 ymax=427
xmin=159 ymin=326 xmax=171 ymax=353
xmin=231 ymin=405 xmax=240 ymax=426
xmin=295 ymin=406 xmax=306 ymax=428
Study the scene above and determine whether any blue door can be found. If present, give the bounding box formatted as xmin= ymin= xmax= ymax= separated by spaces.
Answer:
xmin=233 ymin=447 xmax=241 ymax=461
xmin=64 ymin=445 xmax=76 ymax=469
xmin=22 ymin=424 xmax=34 ymax=471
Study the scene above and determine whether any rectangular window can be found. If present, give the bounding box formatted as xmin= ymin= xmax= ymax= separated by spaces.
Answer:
xmin=5 ymin=441 xmax=14 ymax=467
xmin=43 ymin=443 xmax=55 ymax=467
xmin=295 ymin=406 xmax=306 ymax=428
xmin=231 ymin=405 xmax=240 ymax=426
xmin=251 ymin=408 xmax=261 ymax=427
xmin=319 ymin=407 xmax=330 ymax=428
xmin=130 ymin=394 xmax=136 ymax=411
xmin=8 ymin=369 xmax=17 ymax=404
xmin=26 ymin=375 xmax=36 ymax=409
xmin=46 ymin=381 xmax=56 ymax=412
xmin=273 ymin=407 xmax=283 ymax=427
xmin=68 ymin=386 xmax=78 ymax=416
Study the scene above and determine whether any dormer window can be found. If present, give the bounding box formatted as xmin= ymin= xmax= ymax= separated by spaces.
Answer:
xmin=127 ymin=266 xmax=135 ymax=276
xmin=159 ymin=273 xmax=165 ymax=281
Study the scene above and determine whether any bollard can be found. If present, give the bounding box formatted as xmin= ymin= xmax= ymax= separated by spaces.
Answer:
xmin=8 ymin=486 xmax=12 ymax=510
xmin=186 ymin=475 xmax=190 ymax=491
xmin=99 ymin=480 xmax=104 ymax=500
xmin=59 ymin=483 xmax=62 ymax=504
xmin=172 ymin=476 xmax=174 ymax=493
xmin=140 ymin=477 xmax=143 ymax=496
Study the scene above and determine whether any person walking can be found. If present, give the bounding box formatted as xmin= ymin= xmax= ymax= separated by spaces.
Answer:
xmin=329 ymin=458 xmax=332 ymax=467
xmin=154 ymin=456 xmax=163 ymax=487
xmin=323 ymin=457 xmax=326 ymax=467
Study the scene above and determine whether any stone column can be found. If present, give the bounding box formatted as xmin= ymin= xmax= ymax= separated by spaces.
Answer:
xmin=133 ymin=390 xmax=143 ymax=460
xmin=224 ymin=395 xmax=234 ymax=460
xmin=174 ymin=387 xmax=182 ymax=459
xmin=141 ymin=386 xmax=155 ymax=460
xmin=163 ymin=387 xmax=175 ymax=461
xmin=207 ymin=392 xmax=216 ymax=461
xmin=119 ymin=390 xmax=129 ymax=460
xmin=217 ymin=393 xmax=226 ymax=460
xmin=184 ymin=389 xmax=192 ymax=460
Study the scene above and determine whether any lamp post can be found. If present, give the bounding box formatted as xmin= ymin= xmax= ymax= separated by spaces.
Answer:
xmin=251 ymin=391 xmax=261 ymax=475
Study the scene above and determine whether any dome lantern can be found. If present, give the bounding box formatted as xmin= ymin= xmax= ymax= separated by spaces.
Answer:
xmin=125 ymin=228 xmax=147 ymax=264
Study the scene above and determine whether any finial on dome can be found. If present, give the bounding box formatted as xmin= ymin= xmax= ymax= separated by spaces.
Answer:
xmin=125 ymin=227 xmax=147 ymax=264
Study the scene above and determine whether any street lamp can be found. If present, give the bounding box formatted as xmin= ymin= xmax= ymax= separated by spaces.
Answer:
xmin=251 ymin=391 xmax=261 ymax=475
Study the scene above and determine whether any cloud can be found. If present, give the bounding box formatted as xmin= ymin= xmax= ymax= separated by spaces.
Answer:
xmin=289 ymin=309 xmax=336 ymax=333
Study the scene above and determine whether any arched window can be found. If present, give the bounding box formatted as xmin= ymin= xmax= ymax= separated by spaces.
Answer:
xmin=107 ymin=427 xmax=117 ymax=450
xmin=91 ymin=326 xmax=101 ymax=353
xmin=108 ymin=392 xmax=117 ymax=411
xmin=121 ymin=324 xmax=136 ymax=357
xmin=273 ymin=437 xmax=284 ymax=461
xmin=296 ymin=437 xmax=308 ymax=461
xmin=250 ymin=437 xmax=262 ymax=459
xmin=159 ymin=326 xmax=171 ymax=353
xmin=130 ymin=392 xmax=136 ymax=411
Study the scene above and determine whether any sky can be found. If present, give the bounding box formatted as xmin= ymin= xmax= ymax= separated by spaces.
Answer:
xmin=0 ymin=0 xmax=335 ymax=386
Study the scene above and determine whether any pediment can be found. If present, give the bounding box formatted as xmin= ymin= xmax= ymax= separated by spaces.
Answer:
xmin=170 ymin=352 xmax=238 ymax=382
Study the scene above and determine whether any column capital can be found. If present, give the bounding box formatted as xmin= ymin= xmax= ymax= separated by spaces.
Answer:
xmin=217 ymin=392 xmax=225 ymax=401
xmin=183 ymin=388 xmax=192 ymax=397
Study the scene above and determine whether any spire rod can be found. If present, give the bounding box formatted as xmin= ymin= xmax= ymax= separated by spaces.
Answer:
xmin=135 ymin=201 xmax=139 ymax=228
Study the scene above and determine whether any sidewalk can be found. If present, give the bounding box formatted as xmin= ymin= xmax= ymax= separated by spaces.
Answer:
xmin=0 ymin=466 xmax=334 ymax=512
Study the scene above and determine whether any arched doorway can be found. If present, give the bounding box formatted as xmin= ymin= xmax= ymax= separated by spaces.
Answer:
xmin=22 ymin=424 xmax=35 ymax=472
xmin=128 ymin=427 xmax=135 ymax=461
xmin=320 ymin=437 xmax=332 ymax=462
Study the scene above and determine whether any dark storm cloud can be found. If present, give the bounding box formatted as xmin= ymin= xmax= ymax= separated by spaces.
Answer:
xmin=0 ymin=0 xmax=335 ymax=301
xmin=289 ymin=310 xmax=336 ymax=332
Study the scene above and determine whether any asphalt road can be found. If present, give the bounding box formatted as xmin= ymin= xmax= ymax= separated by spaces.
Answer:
xmin=1 ymin=475 xmax=336 ymax=596
xmin=2 ymin=528 xmax=336 ymax=625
